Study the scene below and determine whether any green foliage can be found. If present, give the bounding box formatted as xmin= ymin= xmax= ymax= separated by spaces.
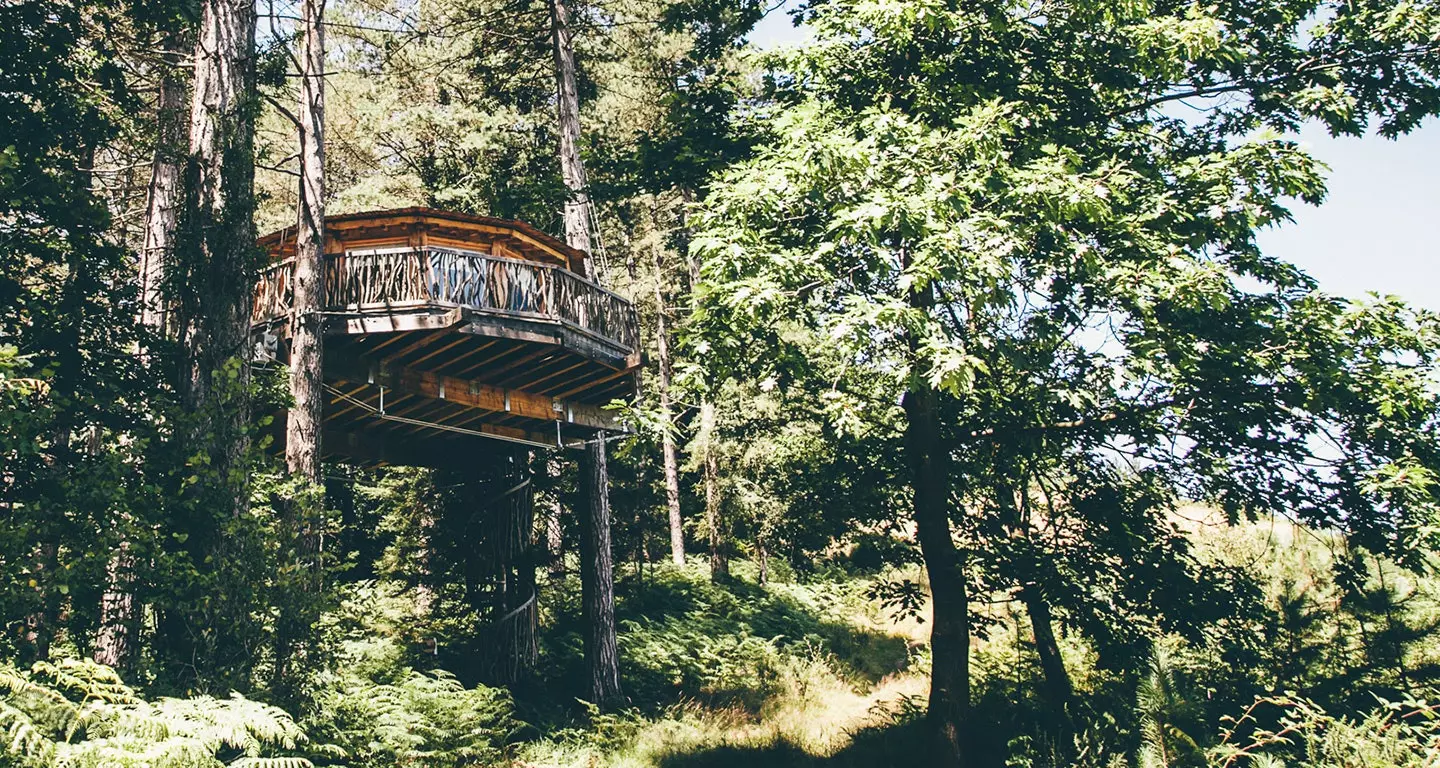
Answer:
xmin=0 ymin=658 xmax=312 ymax=768
xmin=539 ymin=567 xmax=912 ymax=711
xmin=1211 ymin=695 xmax=1440 ymax=768
xmin=307 ymin=669 xmax=521 ymax=768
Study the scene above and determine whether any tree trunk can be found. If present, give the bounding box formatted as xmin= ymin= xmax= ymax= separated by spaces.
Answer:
xmin=548 ymin=0 xmax=591 ymax=261
xmin=274 ymin=0 xmax=327 ymax=697
xmin=287 ymin=0 xmax=326 ymax=505
xmin=94 ymin=542 xmax=138 ymax=670
xmin=903 ymin=274 xmax=969 ymax=767
xmin=654 ymin=245 xmax=685 ymax=566
xmin=100 ymin=40 xmax=188 ymax=671
xmin=165 ymin=0 xmax=259 ymax=691
xmin=138 ymin=35 xmax=187 ymax=333
xmin=701 ymin=400 xmax=728 ymax=581
xmin=578 ymin=437 xmax=622 ymax=707
xmin=178 ymin=0 xmax=256 ymax=498
xmin=1022 ymin=586 xmax=1074 ymax=730
xmin=550 ymin=0 xmax=619 ymax=706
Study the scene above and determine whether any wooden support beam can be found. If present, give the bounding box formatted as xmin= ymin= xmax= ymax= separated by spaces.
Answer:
xmin=377 ymin=329 xmax=449 ymax=365
xmin=326 ymin=358 xmax=619 ymax=431
xmin=332 ymin=307 xmax=464 ymax=336
xmin=453 ymin=343 xmax=527 ymax=378
xmin=505 ymin=358 xmax=587 ymax=392
xmin=550 ymin=366 xmax=636 ymax=400
xmin=406 ymin=335 xmax=470 ymax=368
xmin=433 ymin=339 xmax=501 ymax=375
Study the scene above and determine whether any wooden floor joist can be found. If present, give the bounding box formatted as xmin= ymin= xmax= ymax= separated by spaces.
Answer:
xmin=325 ymin=358 xmax=619 ymax=431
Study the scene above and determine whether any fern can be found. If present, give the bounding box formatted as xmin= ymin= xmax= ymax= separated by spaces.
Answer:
xmin=308 ymin=668 xmax=520 ymax=768
xmin=0 ymin=660 xmax=319 ymax=768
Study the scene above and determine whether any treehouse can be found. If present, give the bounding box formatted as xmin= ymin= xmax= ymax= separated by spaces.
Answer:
xmin=251 ymin=207 xmax=642 ymax=467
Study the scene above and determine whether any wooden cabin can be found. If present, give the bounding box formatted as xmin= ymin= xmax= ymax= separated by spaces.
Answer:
xmin=252 ymin=207 xmax=641 ymax=467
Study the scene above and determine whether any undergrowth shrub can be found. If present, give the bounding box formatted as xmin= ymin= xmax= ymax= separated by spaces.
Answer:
xmin=540 ymin=567 xmax=910 ymax=712
xmin=1210 ymin=694 xmax=1440 ymax=768
xmin=306 ymin=669 xmax=522 ymax=768
xmin=0 ymin=657 xmax=313 ymax=767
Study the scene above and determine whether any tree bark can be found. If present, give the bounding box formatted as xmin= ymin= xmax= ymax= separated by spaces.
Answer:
xmin=274 ymin=0 xmax=327 ymax=696
xmin=701 ymin=400 xmax=728 ymax=580
xmin=100 ymin=37 xmax=189 ymax=671
xmin=94 ymin=542 xmax=138 ymax=670
xmin=287 ymin=0 xmax=325 ymax=500
xmin=1022 ymin=585 xmax=1074 ymax=728
xmin=138 ymin=35 xmax=187 ymax=333
xmin=177 ymin=0 xmax=256 ymax=490
xmin=549 ymin=0 xmax=620 ymax=705
xmin=902 ymin=272 xmax=969 ymax=767
xmin=654 ymin=245 xmax=685 ymax=566
xmin=578 ymin=437 xmax=622 ymax=707
xmin=548 ymin=0 xmax=591 ymax=261
xmin=165 ymin=0 xmax=259 ymax=691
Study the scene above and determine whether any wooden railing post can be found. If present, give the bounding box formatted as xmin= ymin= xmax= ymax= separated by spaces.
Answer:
xmin=252 ymin=247 xmax=638 ymax=352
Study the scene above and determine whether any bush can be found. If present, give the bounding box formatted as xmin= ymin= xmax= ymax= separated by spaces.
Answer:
xmin=0 ymin=657 xmax=313 ymax=768
xmin=307 ymin=669 xmax=522 ymax=768
xmin=1210 ymin=694 xmax=1440 ymax=768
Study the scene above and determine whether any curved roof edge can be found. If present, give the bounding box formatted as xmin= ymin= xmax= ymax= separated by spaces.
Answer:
xmin=257 ymin=206 xmax=587 ymax=263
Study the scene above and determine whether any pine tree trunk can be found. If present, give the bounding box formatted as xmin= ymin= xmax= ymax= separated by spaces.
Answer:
xmin=902 ymin=270 xmax=969 ymax=767
xmin=578 ymin=438 xmax=622 ymax=707
xmin=701 ymin=400 xmax=728 ymax=581
xmin=654 ymin=245 xmax=685 ymax=566
xmin=274 ymin=0 xmax=327 ymax=696
xmin=287 ymin=0 xmax=325 ymax=506
xmin=166 ymin=0 xmax=258 ymax=691
xmin=550 ymin=0 xmax=620 ymax=704
xmin=178 ymin=0 xmax=256 ymax=499
xmin=548 ymin=0 xmax=591 ymax=260
xmin=100 ymin=39 xmax=189 ymax=671
xmin=94 ymin=542 xmax=138 ymax=670
xmin=138 ymin=36 xmax=186 ymax=333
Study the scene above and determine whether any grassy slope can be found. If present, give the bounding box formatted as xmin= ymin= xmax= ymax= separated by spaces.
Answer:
xmin=517 ymin=563 xmax=932 ymax=768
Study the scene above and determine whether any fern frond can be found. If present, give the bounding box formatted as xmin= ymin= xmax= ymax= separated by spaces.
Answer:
xmin=228 ymin=757 xmax=314 ymax=768
xmin=0 ymin=699 xmax=55 ymax=766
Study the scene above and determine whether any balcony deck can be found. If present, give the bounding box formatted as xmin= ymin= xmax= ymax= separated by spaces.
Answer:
xmin=252 ymin=209 xmax=641 ymax=465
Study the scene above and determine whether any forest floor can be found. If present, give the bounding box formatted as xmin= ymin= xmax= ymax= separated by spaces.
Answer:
xmin=516 ymin=563 xmax=935 ymax=768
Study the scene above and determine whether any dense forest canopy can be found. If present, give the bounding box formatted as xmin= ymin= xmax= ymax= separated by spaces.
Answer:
xmin=2 ymin=0 xmax=1440 ymax=767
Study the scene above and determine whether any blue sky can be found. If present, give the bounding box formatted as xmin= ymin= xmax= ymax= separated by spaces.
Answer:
xmin=748 ymin=6 xmax=1440 ymax=313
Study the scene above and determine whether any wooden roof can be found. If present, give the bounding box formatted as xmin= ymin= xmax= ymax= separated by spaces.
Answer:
xmin=258 ymin=207 xmax=589 ymax=275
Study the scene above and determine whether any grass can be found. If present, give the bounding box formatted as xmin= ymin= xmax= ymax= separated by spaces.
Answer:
xmin=516 ymin=562 xmax=932 ymax=768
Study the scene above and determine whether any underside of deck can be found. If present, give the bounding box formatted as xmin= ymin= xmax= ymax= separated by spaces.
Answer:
xmin=253 ymin=209 xmax=642 ymax=467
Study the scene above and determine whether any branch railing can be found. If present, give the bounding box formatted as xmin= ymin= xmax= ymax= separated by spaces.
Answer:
xmin=252 ymin=248 xmax=639 ymax=351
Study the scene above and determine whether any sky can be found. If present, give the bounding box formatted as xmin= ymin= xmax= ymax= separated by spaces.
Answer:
xmin=747 ymin=6 xmax=1440 ymax=313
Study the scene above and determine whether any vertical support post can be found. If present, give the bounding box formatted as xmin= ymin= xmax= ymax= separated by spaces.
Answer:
xmin=578 ymin=435 xmax=622 ymax=707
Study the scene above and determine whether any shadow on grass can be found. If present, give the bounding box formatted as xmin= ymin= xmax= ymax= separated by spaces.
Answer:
xmin=520 ymin=567 xmax=914 ymax=723
xmin=653 ymin=721 xmax=927 ymax=768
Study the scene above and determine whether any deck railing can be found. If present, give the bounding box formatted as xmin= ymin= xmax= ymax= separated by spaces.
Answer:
xmin=253 ymin=248 xmax=639 ymax=351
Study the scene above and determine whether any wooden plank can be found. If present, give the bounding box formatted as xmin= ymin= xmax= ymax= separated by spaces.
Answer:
xmin=550 ymin=367 xmax=637 ymax=400
xmin=331 ymin=307 xmax=463 ymax=336
xmin=377 ymin=329 xmax=450 ymax=365
xmin=405 ymin=335 xmax=469 ymax=368
xmin=478 ymin=347 xmax=557 ymax=382
xmin=504 ymin=358 xmax=588 ymax=392
xmin=325 ymin=358 xmax=619 ymax=431
xmin=451 ymin=343 xmax=527 ymax=378
xmin=431 ymin=338 xmax=501 ymax=375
